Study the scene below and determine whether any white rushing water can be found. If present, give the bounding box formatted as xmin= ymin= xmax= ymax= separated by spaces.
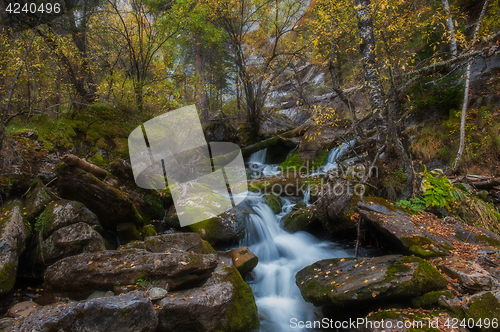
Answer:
xmin=247 ymin=148 xmax=282 ymax=177
xmin=241 ymin=194 xmax=351 ymax=331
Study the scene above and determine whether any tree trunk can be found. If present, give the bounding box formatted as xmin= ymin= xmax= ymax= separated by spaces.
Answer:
xmin=452 ymin=0 xmax=490 ymax=173
xmin=441 ymin=0 xmax=458 ymax=57
xmin=194 ymin=37 xmax=208 ymax=123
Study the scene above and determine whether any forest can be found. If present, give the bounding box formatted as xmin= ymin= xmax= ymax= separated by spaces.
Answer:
xmin=1 ymin=0 xmax=500 ymax=331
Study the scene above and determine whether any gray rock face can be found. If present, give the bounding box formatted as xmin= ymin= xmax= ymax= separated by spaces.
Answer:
xmin=156 ymin=283 xmax=233 ymax=332
xmin=120 ymin=232 xmax=205 ymax=254
xmin=296 ymin=255 xmax=447 ymax=308
xmin=24 ymin=181 xmax=56 ymax=220
xmin=43 ymin=249 xmax=218 ymax=299
xmin=38 ymin=222 xmax=106 ymax=265
xmin=435 ymin=257 xmax=500 ymax=292
xmin=0 ymin=200 xmax=30 ymax=295
xmin=56 ymin=164 xmax=143 ymax=229
xmin=10 ymin=292 xmax=158 ymax=332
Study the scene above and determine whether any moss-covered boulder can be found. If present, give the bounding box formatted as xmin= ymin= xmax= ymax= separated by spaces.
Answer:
xmin=282 ymin=206 xmax=320 ymax=233
xmin=43 ymin=249 xmax=218 ymax=299
xmin=0 ymin=200 xmax=30 ymax=295
xmin=411 ymin=289 xmax=454 ymax=308
xmin=141 ymin=224 xmax=157 ymax=238
xmin=56 ymin=163 xmax=143 ymax=230
xmin=296 ymin=255 xmax=447 ymax=308
xmin=465 ymin=290 xmax=500 ymax=332
xmin=229 ymin=247 xmax=258 ymax=277
xmin=264 ymin=193 xmax=282 ymax=214
xmin=24 ymin=180 xmax=56 ymax=220
xmin=116 ymin=222 xmax=141 ymax=244
xmin=120 ymin=232 xmax=207 ymax=254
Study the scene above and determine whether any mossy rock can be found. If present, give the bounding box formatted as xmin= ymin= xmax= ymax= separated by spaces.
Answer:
xmin=141 ymin=225 xmax=157 ymax=238
xmin=25 ymin=180 xmax=57 ymax=221
xmin=465 ymin=291 xmax=500 ymax=332
xmin=214 ymin=265 xmax=260 ymax=332
xmin=117 ymin=223 xmax=142 ymax=244
xmin=201 ymin=240 xmax=218 ymax=256
xmin=411 ymin=290 xmax=454 ymax=308
xmin=400 ymin=236 xmax=451 ymax=258
xmin=282 ymin=206 xmax=319 ymax=233
xmin=264 ymin=193 xmax=282 ymax=214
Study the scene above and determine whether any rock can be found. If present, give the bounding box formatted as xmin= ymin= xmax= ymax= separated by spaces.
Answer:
xmin=264 ymin=193 xmax=282 ymax=214
xmin=116 ymin=222 xmax=141 ymax=244
xmin=257 ymin=113 xmax=295 ymax=138
xmin=120 ymin=232 xmax=206 ymax=254
xmin=146 ymin=287 xmax=168 ymax=300
xmin=141 ymin=224 xmax=157 ymax=238
xmin=43 ymin=249 xmax=218 ymax=299
xmin=228 ymin=247 xmax=259 ymax=276
xmin=87 ymin=290 xmax=115 ymax=300
xmin=156 ymin=283 xmax=233 ymax=332
xmin=465 ymin=290 xmax=500 ymax=332
xmin=316 ymin=177 xmax=359 ymax=235
xmin=411 ymin=289 xmax=454 ymax=308
xmin=56 ymin=163 xmax=143 ymax=230
xmin=0 ymin=318 xmax=15 ymax=332
xmin=36 ymin=200 xmax=102 ymax=239
xmin=0 ymin=200 xmax=30 ymax=295
xmin=204 ymin=120 xmax=239 ymax=142
xmin=356 ymin=197 xmax=454 ymax=258
xmin=10 ymin=291 xmax=158 ymax=332
xmin=241 ymin=136 xmax=297 ymax=164
xmin=282 ymin=206 xmax=320 ymax=233
xmin=206 ymin=264 xmax=260 ymax=332
xmin=296 ymin=255 xmax=447 ymax=308
xmin=299 ymin=123 xmax=351 ymax=162
xmin=7 ymin=300 xmax=42 ymax=318
xmin=434 ymin=256 xmax=500 ymax=292
xmin=189 ymin=206 xmax=249 ymax=245
xmin=36 ymin=222 xmax=106 ymax=265
xmin=24 ymin=180 xmax=56 ymax=220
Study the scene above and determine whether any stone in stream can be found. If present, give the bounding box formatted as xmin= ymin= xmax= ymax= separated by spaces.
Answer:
xmin=228 ymin=246 xmax=258 ymax=276
xmin=120 ymin=232 xmax=215 ymax=255
xmin=43 ymin=248 xmax=218 ymax=299
xmin=0 ymin=200 xmax=30 ymax=295
xmin=464 ymin=290 xmax=500 ymax=332
xmin=263 ymin=193 xmax=282 ymax=214
xmin=296 ymin=255 xmax=447 ymax=308
xmin=281 ymin=205 xmax=321 ymax=233
xmin=9 ymin=291 xmax=158 ymax=332
xmin=156 ymin=263 xmax=259 ymax=332
xmin=56 ymin=163 xmax=143 ymax=230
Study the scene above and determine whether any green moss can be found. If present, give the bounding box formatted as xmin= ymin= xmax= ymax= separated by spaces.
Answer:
xmin=363 ymin=196 xmax=397 ymax=212
xmin=0 ymin=263 xmax=17 ymax=293
xmin=141 ymin=225 xmax=157 ymax=238
xmin=466 ymin=292 xmax=500 ymax=332
xmin=282 ymin=207 xmax=318 ymax=233
xmin=215 ymin=266 xmax=260 ymax=332
xmin=90 ymin=154 xmax=106 ymax=168
xmin=201 ymin=240 xmax=218 ymax=256
xmin=400 ymin=236 xmax=451 ymax=258
xmin=264 ymin=193 xmax=282 ymax=214
xmin=411 ymin=290 xmax=454 ymax=308
xmin=279 ymin=149 xmax=301 ymax=171
xmin=475 ymin=234 xmax=500 ymax=248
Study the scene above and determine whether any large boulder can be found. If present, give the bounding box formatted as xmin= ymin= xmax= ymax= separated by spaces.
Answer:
xmin=56 ymin=163 xmax=143 ymax=230
xmin=282 ymin=205 xmax=320 ymax=233
xmin=120 ymin=232 xmax=210 ymax=254
xmin=24 ymin=180 xmax=56 ymax=221
xmin=296 ymin=255 xmax=447 ymax=308
xmin=0 ymin=200 xmax=30 ymax=295
xmin=257 ymin=113 xmax=295 ymax=138
xmin=43 ymin=248 xmax=218 ymax=299
xmin=10 ymin=291 xmax=158 ymax=332
xmin=465 ymin=290 xmax=500 ymax=332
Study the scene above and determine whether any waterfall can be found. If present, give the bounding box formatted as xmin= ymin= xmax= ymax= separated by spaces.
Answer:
xmin=302 ymin=187 xmax=311 ymax=206
xmin=248 ymin=149 xmax=281 ymax=177
xmin=323 ymin=140 xmax=355 ymax=172
xmin=249 ymin=148 xmax=268 ymax=164
xmin=241 ymin=193 xmax=351 ymax=331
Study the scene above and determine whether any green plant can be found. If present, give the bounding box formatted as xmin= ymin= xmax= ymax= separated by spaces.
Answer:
xmin=397 ymin=167 xmax=456 ymax=212
xmin=136 ymin=278 xmax=152 ymax=290
xmin=34 ymin=213 xmax=48 ymax=232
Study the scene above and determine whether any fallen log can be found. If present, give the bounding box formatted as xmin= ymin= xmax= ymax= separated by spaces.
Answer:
xmin=61 ymin=154 xmax=108 ymax=179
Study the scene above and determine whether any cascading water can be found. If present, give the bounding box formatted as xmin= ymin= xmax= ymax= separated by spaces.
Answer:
xmin=322 ymin=140 xmax=355 ymax=172
xmin=247 ymin=149 xmax=281 ymax=177
xmin=241 ymin=193 xmax=351 ymax=331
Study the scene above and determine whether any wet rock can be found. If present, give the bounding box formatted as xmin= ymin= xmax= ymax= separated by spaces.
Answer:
xmin=156 ymin=283 xmax=233 ymax=332
xmin=36 ymin=222 xmax=106 ymax=265
xmin=87 ymin=290 xmax=115 ymax=300
xmin=120 ymin=232 xmax=206 ymax=254
xmin=316 ymin=177 xmax=358 ymax=235
xmin=296 ymin=255 xmax=447 ymax=308
xmin=434 ymin=256 xmax=500 ymax=292
xmin=264 ymin=193 xmax=282 ymax=214
xmin=56 ymin=163 xmax=143 ymax=230
xmin=0 ymin=318 xmax=15 ymax=332
xmin=228 ymin=247 xmax=258 ymax=276
xmin=282 ymin=206 xmax=320 ymax=233
xmin=141 ymin=224 xmax=157 ymax=238
xmin=299 ymin=124 xmax=351 ymax=162
xmin=0 ymin=200 xmax=30 ymax=295
xmin=43 ymin=248 xmax=218 ymax=299
xmin=24 ymin=180 xmax=56 ymax=220
xmin=7 ymin=300 xmax=42 ymax=318
xmin=116 ymin=222 xmax=141 ymax=244
xmin=205 ymin=264 xmax=260 ymax=332
xmin=146 ymin=287 xmax=168 ymax=301
xmin=356 ymin=197 xmax=454 ymax=258
xmin=241 ymin=136 xmax=297 ymax=164
xmin=10 ymin=291 xmax=158 ymax=332
xmin=465 ymin=290 xmax=500 ymax=332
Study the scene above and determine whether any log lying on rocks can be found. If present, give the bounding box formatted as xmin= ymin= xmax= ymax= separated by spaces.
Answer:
xmin=62 ymin=154 xmax=107 ymax=179
xmin=451 ymin=175 xmax=500 ymax=190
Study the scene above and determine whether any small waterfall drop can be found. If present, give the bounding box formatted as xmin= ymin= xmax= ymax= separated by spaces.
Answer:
xmin=248 ymin=149 xmax=281 ymax=177
xmin=241 ymin=193 xmax=351 ymax=331
xmin=323 ymin=140 xmax=355 ymax=172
